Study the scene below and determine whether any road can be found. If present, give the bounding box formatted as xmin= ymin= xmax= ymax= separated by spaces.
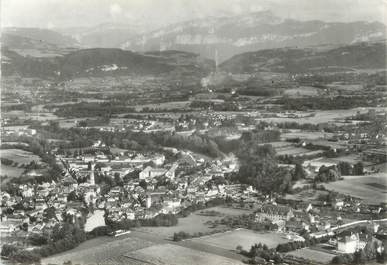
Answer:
xmin=310 ymin=218 xmax=387 ymax=238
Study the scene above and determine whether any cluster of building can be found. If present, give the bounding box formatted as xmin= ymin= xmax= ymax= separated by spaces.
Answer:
xmin=0 ymin=142 xmax=244 ymax=244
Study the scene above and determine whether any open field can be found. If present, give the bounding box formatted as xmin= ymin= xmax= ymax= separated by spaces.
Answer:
xmin=134 ymin=101 xmax=191 ymax=111
xmin=136 ymin=206 xmax=253 ymax=239
xmin=283 ymin=86 xmax=320 ymax=97
xmin=41 ymin=227 xmax=246 ymax=265
xmin=323 ymin=173 xmax=387 ymax=204
xmin=276 ymin=147 xmax=323 ymax=156
xmin=317 ymin=154 xmax=374 ymax=167
xmin=0 ymin=149 xmax=41 ymax=179
xmin=42 ymin=235 xmax=155 ymax=265
xmin=125 ymin=243 xmax=244 ymax=265
xmin=0 ymin=149 xmax=41 ymax=164
xmin=0 ymin=165 xmax=25 ymax=178
xmin=191 ymin=228 xmax=291 ymax=250
xmin=263 ymin=141 xmax=324 ymax=157
xmin=329 ymin=83 xmax=363 ymax=91
xmin=258 ymin=107 xmax=384 ymax=125
xmin=281 ymin=131 xmax=334 ymax=140
xmin=1 ymin=141 xmax=29 ymax=147
xmin=287 ymin=247 xmax=336 ymax=263
xmin=285 ymin=189 xmax=329 ymax=202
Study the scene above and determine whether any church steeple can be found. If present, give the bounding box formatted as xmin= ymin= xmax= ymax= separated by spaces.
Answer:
xmin=89 ymin=163 xmax=95 ymax=185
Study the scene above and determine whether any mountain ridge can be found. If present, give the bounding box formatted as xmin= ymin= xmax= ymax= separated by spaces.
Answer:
xmin=219 ymin=41 xmax=387 ymax=74
xmin=119 ymin=11 xmax=386 ymax=62
xmin=1 ymin=47 xmax=214 ymax=80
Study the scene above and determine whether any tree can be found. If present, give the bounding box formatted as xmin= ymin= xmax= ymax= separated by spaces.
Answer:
xmin=236 ymin=245 xmax=243 ymax=253
xmin=353 ymin=162 xmax=364 ymax=175
xmin=43 ymin=206 xmax=57 ymax=221
xmin=338 ymin=161 xmax=352 ymax=175
xmin=9 ymin=250 xmax=41 ymax=263
xmin=293 ymin=163 xmax=306 ymax=180
xmin=1 ymin=244 xmax=18 ymax=257
xmin=353 ymin=249 xmax=366 ymax=264
xmin=139 ymin=180 xmax=147 ymax=190
xmin=29 ymin=233 xmax=48 ymax=246
xmin=237 ymin=143 xmax=279 ymax=192
xmin=67 ymin=191 xmax=79 ymax=202
xmin=114 ymin=173 xmax=123 ymax=186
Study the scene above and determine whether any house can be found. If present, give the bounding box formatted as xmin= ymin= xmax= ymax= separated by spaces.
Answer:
xmin=139 ymin=166 xmax=167 ymax=180
xmin=362 ymin=148 xmax=387 ymax=163
xmin=83 ymin=155 xmax=95 ymax=163
xmin=21 ymin=185 xmax=34 ymax=198
xmin=337 ymin=233 xmax=367 ymax=253
xmin=318 ymin=220 xmax=331 ymax=231
xmin=334 ymin=199 xmax=345 ymax=210
xmin=255 ymin=204 xmax=294 ymax=223
xmin=0 ymin=223 xmax=16 ymax=237
xmin=165 ymin=163 xmax=178 ymax=180
xmin=152 ymin=154 xmax=165 ymax=166
xmin=338 ymin=235 xmax=357 ymax=253
xmin=302 ymin=159 xmax=337 ymax=173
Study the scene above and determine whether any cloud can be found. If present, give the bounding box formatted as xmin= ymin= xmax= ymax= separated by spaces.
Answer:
xmin=110 ymin=3 xmax=122 ymax=17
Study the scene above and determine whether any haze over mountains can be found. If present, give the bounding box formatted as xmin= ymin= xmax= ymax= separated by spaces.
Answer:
xmin=2 ymin=11 xmax=386 ymax=62
xmin=120 ymin=11 xmax=386 ymax=61
xmin=1 ymin=10 xmax=386 ymax=85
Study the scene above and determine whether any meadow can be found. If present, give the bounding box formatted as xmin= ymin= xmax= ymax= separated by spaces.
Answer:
xmin=287 ymin=247 xmax=336 ymax=263
xmin=0 ymin=149 xmax=41 ymax=164
xmin=191 ymin=228 xmax=291 ymax=250
xmin=136 ymin=206 xmax=253 ymax=239
xmin=323 ymin=173 xmax=387 ymax=204
xmin=42 ymin=236 xmax=155 ymax=265
xmin=125 ymin=243 xmax=244 ymax=265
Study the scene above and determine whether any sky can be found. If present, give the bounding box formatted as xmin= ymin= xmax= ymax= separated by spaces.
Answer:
xmin=1 ymin=0 xmax=386 ymax=30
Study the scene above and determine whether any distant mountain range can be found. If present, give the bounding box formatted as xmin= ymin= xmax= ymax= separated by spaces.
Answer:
xmin=1 ymin=47 xmax=214 ymax=80
xmin=55 ymin=23 xmax=141 ymax=48
xmin=2 ymin=41 xmax=385 ymax=82
xmin=220 ymin=41 xmax=387 ymax=74
xmin=2 ymin=27 xmax=79 ymax=57
xmin=120 ymin=11 xmax=386 ymax=61
xmin=2 ymin=11 xmax=386 ymax=61
xmin=3 ymin=27 xmax=78 ymax=47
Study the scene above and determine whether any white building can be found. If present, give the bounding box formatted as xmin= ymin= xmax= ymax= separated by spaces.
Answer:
xmin=139 ymin=166 xmax=167 ymax=180
xmin=337 ymin=234 xmax=367 ymax=253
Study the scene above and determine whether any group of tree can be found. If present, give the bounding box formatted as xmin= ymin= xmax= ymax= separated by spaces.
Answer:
xmin=238 ymin=243 xmax=283 ymax=265
xmin=276 ymin=235 xmax=329 ymax=253
xmin=1 ymin=138 xmax=63 ymax=194
xmin=189 ymin=100 xmax=239 ymax=111
xmin=177 ymin=198 xmax=227 ymax=218
xmin=53 ymin=102 xmax=137 ymax=118
xmin=2 ymin=221 xmax=87 ymax=263
xmin=216 ymin=214 xmax=278 ymax=232
xmin=106 ymin=213 xmax=178 ymax=231
xmin=275 ymin=95 xmax=380 ymax=111
xmin=338 ymin=161 xmax=364 ymax=176
xmin=173 ymin=231 xmax=192 ymax=241
xmin=236 ymin=142 xmax=294 ymax=194
xmin=314 ymin=165 xmax=341 ymax=183
xmin=1 ymin=157 xmax=15 ymax=166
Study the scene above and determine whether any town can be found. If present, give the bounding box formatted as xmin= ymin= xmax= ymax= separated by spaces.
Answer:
xmin=1 ymin=1 xmax=387 ymax=265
